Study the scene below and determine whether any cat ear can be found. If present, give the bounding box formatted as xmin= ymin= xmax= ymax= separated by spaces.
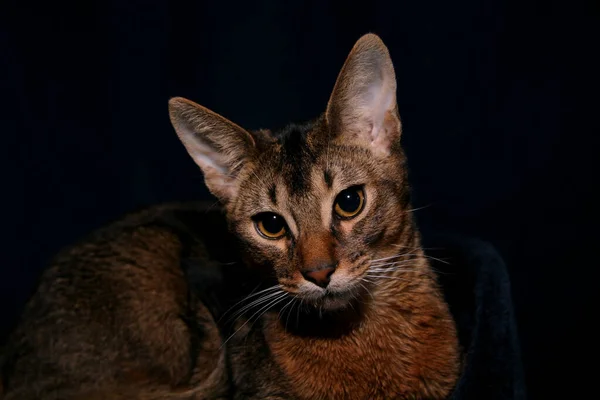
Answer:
xmin=326 ymin=33 xmax=401 ymax=156
xmin=168 ymin=97 xmax=255 ymax=203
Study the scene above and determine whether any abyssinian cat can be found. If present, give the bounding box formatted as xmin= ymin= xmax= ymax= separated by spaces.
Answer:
xmin=1 ymin=34 xmax=460 ymax=399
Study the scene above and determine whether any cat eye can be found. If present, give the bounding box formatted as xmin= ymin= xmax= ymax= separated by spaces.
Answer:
xmin=334 ymin=186 xmax=365 ymax=219
xmin=254 ymin=212 xmax=287 ymax=239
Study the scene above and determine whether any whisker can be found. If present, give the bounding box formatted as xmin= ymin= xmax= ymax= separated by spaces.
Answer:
xmin=247 ymin=294 xmax=289 ymax=334
xmin=296 ymin=298 xmax=303 ymax=327
xmin=348 ymin=298 xmax=356 ymax=312
xmin=227 ymin=288 xmax=282 ymax=317
xmin=371 ymin=258 xmax=414 ymax=265
xmin=239 ymin=293 xmax=290 ymax=348
xmin=369 ymin=264 xmax=418 ymax=271
xmin=365 ymin=274 xmax=413 ymax=282
xmin=421 ymin=254 xmax=450 ymax=265
xmin=220 ymin=292 xmax=288 ymax=349
xmin=368 ymin=268 xmax=414 ymax=274
xmin=404 ymin=204 xmax=432 ymax=213
xmin=389 ymin=247 xmax=451 ymax=265
xmin=369 ymin=263 xmax=440 ymax=278
xmin=371 ymin=258 xmax=417 ymax=266
xmin=370 ymin=254 xmax=405 ymax=263
xmin=218 ymin=284 xmax=280 ymax=322
xmin=284 ymin=298 xmax=298 ymax=331
xmin=370 ymin=261 xmax=416 ymax=269
xmin=369 ymin=265 xmax=412 ymax=272
xmin=203 ymin=199 xmax=222 ymax=213
xmin=278 ymin=297 xmax=295 ymax=321
xmin=359 ymin=282 xmax=375 ymax=302
xmin=370 ymin=260 xmax=419 ymax=269
xmin=392 ymin=244 xmax=444 ymax=251
xmin=225 ymin=289 xmax=283 ymax=323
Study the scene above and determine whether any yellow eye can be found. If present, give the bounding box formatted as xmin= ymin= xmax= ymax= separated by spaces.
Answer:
xmin=254 ymin=212 xmax=287 ymax=239
xmin=334 ymin=186 xmax=365 ymax=219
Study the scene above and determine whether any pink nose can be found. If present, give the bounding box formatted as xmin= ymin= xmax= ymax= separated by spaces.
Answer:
xmin=301 ymin=265 xmax=335 ymax=288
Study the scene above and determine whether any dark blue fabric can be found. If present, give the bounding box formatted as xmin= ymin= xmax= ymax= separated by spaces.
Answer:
xmin=422 ymin=234 xmax=526 ymax=400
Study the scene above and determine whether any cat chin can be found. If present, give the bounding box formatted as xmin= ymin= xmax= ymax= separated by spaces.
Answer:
xmin=303 ymin=288 xmax=358 ymax=312
xmin=318 ymin=296 xmax=354 ymax=311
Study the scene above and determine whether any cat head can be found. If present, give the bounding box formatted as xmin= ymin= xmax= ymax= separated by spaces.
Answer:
xmin=169 ymin=34 xmax=412 ymax=311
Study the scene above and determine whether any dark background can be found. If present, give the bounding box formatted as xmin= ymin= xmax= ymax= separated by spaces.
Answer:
xmin=1 ymin=0 xmax=597 ymax=398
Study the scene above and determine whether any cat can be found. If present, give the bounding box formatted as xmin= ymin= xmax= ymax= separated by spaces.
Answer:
xmin=0 ymin=33 xmax=460 ymax=399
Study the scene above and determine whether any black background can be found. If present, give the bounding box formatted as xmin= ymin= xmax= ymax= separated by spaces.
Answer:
xmin=1 ymin=1 xmax=597 ymax=398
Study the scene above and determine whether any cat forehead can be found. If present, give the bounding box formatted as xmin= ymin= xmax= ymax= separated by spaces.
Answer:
xmin=233 ymin=123 xmax=388 ymax=222
xmin=255 ymin=121 xmax=372 ymax=197
xmin=277 ymin=123 xmax=319 ymax=195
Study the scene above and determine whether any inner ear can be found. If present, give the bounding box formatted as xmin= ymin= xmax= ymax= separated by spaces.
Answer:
xmin=325 ymin=33 xmax=401 ymax=156
xmin=168 ymin=97 xmax=256 ymax=203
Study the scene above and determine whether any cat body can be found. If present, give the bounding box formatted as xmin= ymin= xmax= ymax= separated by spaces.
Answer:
xmin=0 ymin=204 xmax=230 ymax=399
xmin=1 ymin=34 xmax=460 ymax=399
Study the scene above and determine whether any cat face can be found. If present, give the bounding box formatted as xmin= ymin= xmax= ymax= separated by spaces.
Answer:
xmin=227 ymin=122 xmax=410 ymax=310
xmin=169 ymin=34 xmax=410 ymax=311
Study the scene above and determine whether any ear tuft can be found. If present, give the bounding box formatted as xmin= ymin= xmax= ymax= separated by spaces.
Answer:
xmin=168 ymin=97 xmax=255 ymax=203
xmin=326 ymin=33 xmax=401 ymax=156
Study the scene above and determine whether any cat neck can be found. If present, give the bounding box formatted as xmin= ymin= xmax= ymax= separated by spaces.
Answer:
xmin=260 ymin=244 xmax=458 ymax=400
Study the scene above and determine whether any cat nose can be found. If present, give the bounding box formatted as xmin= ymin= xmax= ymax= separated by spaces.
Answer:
xmin=301 ymin=265 xmax=336 ymax=288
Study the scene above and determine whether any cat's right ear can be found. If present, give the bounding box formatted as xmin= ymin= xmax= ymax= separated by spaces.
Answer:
xmin=168 ymin=97 xmax=255 ymax=203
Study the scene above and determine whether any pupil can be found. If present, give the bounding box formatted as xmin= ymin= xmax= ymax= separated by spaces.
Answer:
xmin=263 ymin=214 xmax=283 ymax=233
xmin=339 ymin=190 xmax=360 ymax=212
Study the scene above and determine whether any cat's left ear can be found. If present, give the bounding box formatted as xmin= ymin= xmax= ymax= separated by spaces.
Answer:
xmin=325 ymin=33 xmax=401 ymax=157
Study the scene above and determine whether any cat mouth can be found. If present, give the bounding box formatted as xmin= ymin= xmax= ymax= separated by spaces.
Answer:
xmin=304 ymin=287 xmax=358 ymax=311
xmin=291 ymin=272 xmax=367 ymax=311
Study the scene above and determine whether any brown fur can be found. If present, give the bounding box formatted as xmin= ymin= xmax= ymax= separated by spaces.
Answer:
xmin=1 ymin=203 xmax=229 ymax=399
xmin=265 ymin=256 xmax=458 ymax=399
xmin=1 ymin=34 xmax=460 ymax=399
